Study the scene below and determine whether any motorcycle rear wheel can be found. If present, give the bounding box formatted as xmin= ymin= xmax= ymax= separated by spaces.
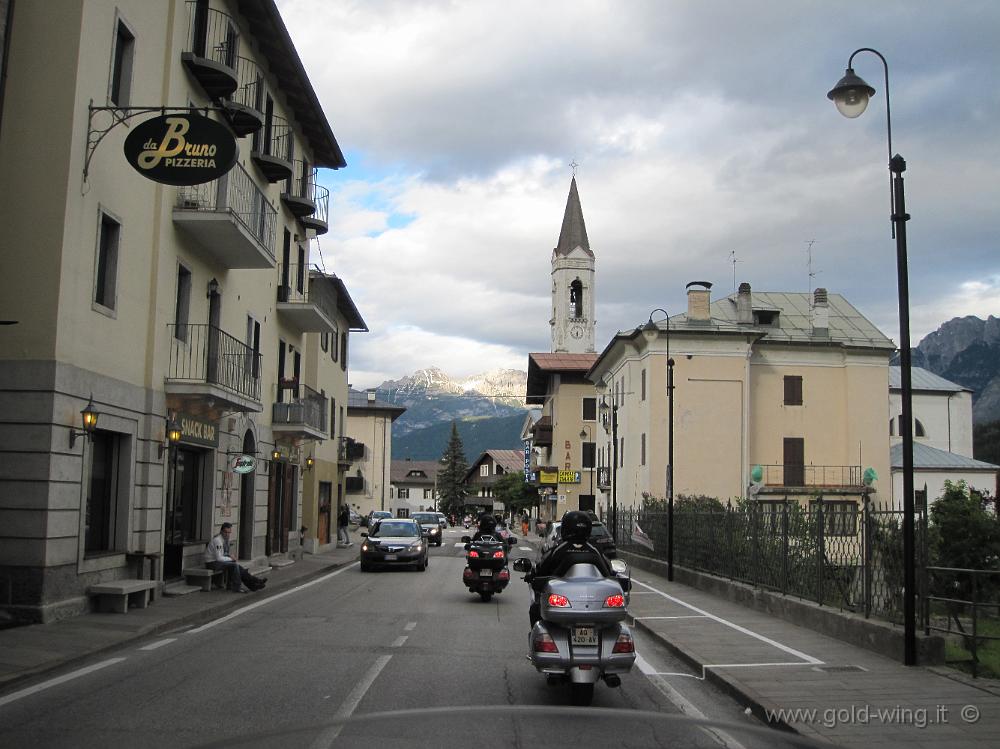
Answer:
xmin=570 ymin=682 xmax=594 ymax=706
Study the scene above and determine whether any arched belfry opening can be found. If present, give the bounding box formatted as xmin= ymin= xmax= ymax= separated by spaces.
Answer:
xmin=570 ymin=279 xmax=584 ymax=318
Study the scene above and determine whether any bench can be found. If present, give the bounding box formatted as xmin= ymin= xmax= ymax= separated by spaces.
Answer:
xmin=182 ymin=567 xmax=228 ymax=592
xmin=89 ymin=580 xmax=158 ymax=613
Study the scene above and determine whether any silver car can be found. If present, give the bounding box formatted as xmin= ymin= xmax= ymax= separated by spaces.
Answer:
xmin=411 ymin=512 xmax=444 ymax=546
xmin=360 ymin=519 xmax=428 ymax=571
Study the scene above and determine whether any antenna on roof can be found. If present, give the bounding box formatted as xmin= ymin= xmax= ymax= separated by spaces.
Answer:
xmin=729 ymin=250 xmax=741 ymax=293
xmin=805 ymin=240 xmax=820 ymax=305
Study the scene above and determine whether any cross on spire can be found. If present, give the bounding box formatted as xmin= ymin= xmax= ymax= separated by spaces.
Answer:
xmin=569 ymin=160 xmax=579 ymax=177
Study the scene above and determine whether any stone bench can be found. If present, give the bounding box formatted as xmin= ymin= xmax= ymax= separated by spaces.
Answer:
xmin=89 ymin=580 xmax=157 ymax=613
xmin=182 ymin=567 xmax=228 ymax=592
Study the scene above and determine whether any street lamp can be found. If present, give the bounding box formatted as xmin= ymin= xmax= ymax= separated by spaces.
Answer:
xmin=579 ymin=425 xmax=594 ymax=507
xmin=598 ymin=396 xmax=618 ymax=540
xmin=828 ymin=47 xmax=916 ymax=666
xmin=642 ymin=309 xmax=675 ymax=581
xmin=69 ymin=395 xmax=100 ymax=448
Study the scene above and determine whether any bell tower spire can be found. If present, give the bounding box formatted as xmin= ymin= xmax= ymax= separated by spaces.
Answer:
xmin=550 ymin=173 xmax=596 ymax=353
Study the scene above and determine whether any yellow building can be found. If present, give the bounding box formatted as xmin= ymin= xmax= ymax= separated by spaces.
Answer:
xmin=344 ymin=389 xmax=405 ymax=519
xmin=0 ymin=0 xmax=357 ymax=622
xmin=588 ymin=283 xmax=895 ymax=517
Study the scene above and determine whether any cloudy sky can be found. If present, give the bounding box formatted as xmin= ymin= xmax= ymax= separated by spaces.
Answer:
xmin=276 ymin=0 xmax=999 ymax=389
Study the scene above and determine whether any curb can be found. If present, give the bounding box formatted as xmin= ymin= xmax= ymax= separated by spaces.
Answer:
xmin=0 ymin=557 xmax=354 ymax=694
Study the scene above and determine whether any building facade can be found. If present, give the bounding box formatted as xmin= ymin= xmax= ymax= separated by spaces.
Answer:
xmin=388 ymin=459 xmax=442 ymax=515
xmin=0 ymin=0 xmax=355 ymax=622
xmin=344 ymin=389 xmax=404 ymax=518
xmin=463 ymin=449 xmax=525 ymax=513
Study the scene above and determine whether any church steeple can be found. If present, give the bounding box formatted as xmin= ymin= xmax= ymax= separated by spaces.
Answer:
xmin=550 ymin=176 xmax=596 ymax=353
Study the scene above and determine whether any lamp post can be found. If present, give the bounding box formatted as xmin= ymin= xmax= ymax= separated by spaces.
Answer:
xmin=579 ymin=425 xmax=594 ymax=508
xmin=599 ymin=397 xmax=618 ymax=540
xmin=828 ymin=48 xmax=916 ymax=666
xmin=642 ymin=309 xmax=674 ymax=580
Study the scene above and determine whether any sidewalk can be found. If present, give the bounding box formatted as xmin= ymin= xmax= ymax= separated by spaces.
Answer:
xmin=622 ymin=556 xmax=1000 ymax=747
xmin=0 ymin=528 xmax=363 ymax=692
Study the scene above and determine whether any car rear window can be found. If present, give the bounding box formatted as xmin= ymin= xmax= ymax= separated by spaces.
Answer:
xmin=412 ymin=514 xmax=437 ymax=523
xmin=374 ymin=522 xmax=419 ymax=537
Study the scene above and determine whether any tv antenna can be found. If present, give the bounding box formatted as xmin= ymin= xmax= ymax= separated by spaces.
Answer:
xmin=729 ymin=250 xmax=741 ymax=293
xmin=805 ymin=240 xmax=820 ymax=303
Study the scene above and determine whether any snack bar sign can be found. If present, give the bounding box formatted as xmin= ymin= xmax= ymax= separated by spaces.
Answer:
xmin=124 ymin=113 xmax=238 ymax=185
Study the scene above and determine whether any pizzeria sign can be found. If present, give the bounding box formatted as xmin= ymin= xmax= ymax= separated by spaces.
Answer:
xmin=123 ymin=113 xmax=238 ymax=185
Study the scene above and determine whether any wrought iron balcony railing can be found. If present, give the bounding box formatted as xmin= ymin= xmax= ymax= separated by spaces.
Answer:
xmin=272 ymin=383 xmax=327 ymax=433
xmin=758 ymin=464 xmax=863 ymax=489
xmin=182 ymin=1 xmax=239 ymax=99
xmin=167 ymin=323 xmax=261 ymax=402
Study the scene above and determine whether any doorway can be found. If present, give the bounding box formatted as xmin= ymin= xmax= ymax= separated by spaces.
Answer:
xmin=267 ymin=460 xmax=296 ymax=555
xmin=238 ymin=430 xmax=256 ymax=560
xmin=165 ymin=446 xmax=205 ymax=578
xmin=318 ymin=481 xmax=332 ymax=545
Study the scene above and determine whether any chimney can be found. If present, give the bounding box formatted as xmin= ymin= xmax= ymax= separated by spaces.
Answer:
xmin=812 ymin=288 xmax=829 ymax=335
xmin=367 ymin=389 xmax=376 ymax=403
xmin=686 ymin=281 xmax=712 ymax=322
xmin=737 ymin=282 xmax=753 ymax=324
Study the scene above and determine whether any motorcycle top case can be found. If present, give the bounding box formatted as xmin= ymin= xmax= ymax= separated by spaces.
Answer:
xmin=540 ymin=565 xmax=629 ymax=626
xmin=466 ymin=541 xmax=507 ymax=571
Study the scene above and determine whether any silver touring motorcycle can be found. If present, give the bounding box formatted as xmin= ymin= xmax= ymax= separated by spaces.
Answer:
xmin=513 ymin=556 xmax=636 ymax=705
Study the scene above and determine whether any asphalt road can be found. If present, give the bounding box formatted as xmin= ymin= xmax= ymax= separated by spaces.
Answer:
xmin=0 ymin=526 xmax=792 ymax=749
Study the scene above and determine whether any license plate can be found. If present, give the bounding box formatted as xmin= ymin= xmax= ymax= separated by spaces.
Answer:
xmin=572 ymin=627 xmax=597 ymax=646
xmin=479 ymin=569 xmax=493 ymax=577
xmin=383 ymin=554 xmax=397 ymax=561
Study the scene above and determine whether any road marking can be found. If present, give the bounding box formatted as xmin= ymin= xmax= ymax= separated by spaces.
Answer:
xmin=636 ymin=654 xmax=748 ymax=749
xmin=453 ymin=542 xmax=467 ymax=548
xmin=391 ymin=636 xmax=408 ymax=647
xmin=634 ymin=615 xmax=709 ymax=620
xmin=309 ymin=654 xmax=392 ymax=748
xmin=0 ymin=658 xmax=127 ymax=708
xmin=631 ymin=578 xmax=822 ymax=665
xmin=404 ymin=622 xmax=417 ymax=631
xmin=187 ymin=562 xmax=359 ymax=634
xmin=138 ymin=639 xmax=176 ymax=651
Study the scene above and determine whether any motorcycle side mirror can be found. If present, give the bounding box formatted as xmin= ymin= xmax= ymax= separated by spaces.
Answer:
xmin=461 ymin=536 xmax=471 ymax=543
xmin=610 ymin=559 xmax=628 ymax=575
xmin=508 ymin=537 xmax=517 ymax=545
xmin=512 ymin=557 xmax=532 ymax=573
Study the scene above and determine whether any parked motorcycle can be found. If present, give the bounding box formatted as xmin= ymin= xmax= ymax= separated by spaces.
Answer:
xmin=512 ymin=557 xmax=635 ymax=706
xmin=461 ymin=534 xmax=510 ymax=601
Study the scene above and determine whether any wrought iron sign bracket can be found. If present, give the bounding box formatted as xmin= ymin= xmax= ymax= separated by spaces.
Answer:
xmin=84 ymin=101 xmax=222 ymax=182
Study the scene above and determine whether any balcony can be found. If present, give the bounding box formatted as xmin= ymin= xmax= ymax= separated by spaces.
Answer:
xmin=166 ymin=323 xmax=262 ymax=412
xmin=281 ymin=161 xmax=317 ymax=218
xmin=272 ymin=383 xmax=327 ymax=440
xmin=181 ymin=1 xmax=238 ymax=99
xmin=532 ymin=417 xmax=553 ymax=448
xmin=276 ymin=266 xmax=338 ymax=333
xmin=222 ymin=56 xmax=265 ymax=137
xmin=299 ymin=183 xmax=329 ymax=235
xmin=757 ymin=464 xmax=864 ymax=494
xmin=345 ymin=475 xmax=365 ymax=494
xmin=251 ymin=114 xmax=293 ymax=182
xmin=173 ymin=162 xmax=277 ymax=269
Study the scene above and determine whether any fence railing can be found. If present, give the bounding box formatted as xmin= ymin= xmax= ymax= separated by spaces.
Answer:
xmin=276 ymin=264 xmax=338 ymax=323
xmin=167 ymin=323 xmax=262 ymax=402
xmin=925 ymin=566 xmax=1000 ymax=678
xmin=229 ymin=55 xmax=264 ymax=113
xmin=185 ymin=1 xmax=238 ymax=67
xmin=616 ymin=497 xmax=928 ymax=625
xmin=758 ymin=464 xmax=864 ymax=488
xmin=272 ymin=383 xmax=327 ymax=433
xmin=254 ymin=113 xmax=292 ymax=162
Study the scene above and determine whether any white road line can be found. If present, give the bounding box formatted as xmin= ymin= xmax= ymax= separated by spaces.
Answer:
xmin=631 ymin=578 xmax=823 ymax=665
xmin=0 ymin=658 xmax=127 ymax=708
xmin=634 ymin=615 xmax=709 ymax=620
xmin=404 ymin=622 xmax=417 ymax=631
xmin=391 ymin=636 xmax=408 ymax=647
xmin=186 ymin=562 xmax=359 ymax=634
xmin=309 ymin=654 xmax=392 ymax=749
xmin=138 ymin=639 xmax=176 ymax=651
xmin=636 ymin=654 xmax=748 ymax=749
xmin=453 ymin=542 xmax=467 ymax=548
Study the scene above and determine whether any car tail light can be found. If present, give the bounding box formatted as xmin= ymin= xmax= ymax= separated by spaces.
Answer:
xmin=533 ymin=633 xmax=558 ymax=653
xmin=612 ymin=633 xmax=634 ymax=653
xmin=492 ymin=550 xmax=505 ymax=559
xmin=604 ymin=594 xmax=626 ymax=608
xmin=547 ymin=593 xmax=570 ymax=608
xmin=467 ymin=550 xmax=479 ymax=558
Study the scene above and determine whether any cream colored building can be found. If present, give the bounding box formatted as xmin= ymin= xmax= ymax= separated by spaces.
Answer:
xmin=588 ymin=283 xmax=896 ymax=515
xmin=344 ymin=389 xmax=404 ymax=518
xmin=0 ymin=0 xmax=358 ymax=622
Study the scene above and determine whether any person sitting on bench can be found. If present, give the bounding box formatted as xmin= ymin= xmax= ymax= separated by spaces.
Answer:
xmin=204 ymin=523 xmax=265 ymax=593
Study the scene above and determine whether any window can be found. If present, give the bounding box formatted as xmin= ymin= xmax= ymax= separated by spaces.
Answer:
xmin=296 ymin=246 xmax=305 ymax=293
xmin=245 ymin=317 xmax=260 ymax=379
xmin=582 ymin=442 xmax=595 ymax=469
xmin=109 ymin=17 xmax=135 ymax=106
xmin=810 ymin=500 xmax=858 ymax=537
xmin=641 ymin=369 xmax=646 ymax=401
xmin=915 ymin=418 xmax=926 ymax=438
xmin=569 ymin=279 xmax=583 ymax=318
xmin=399 ymin=488 xmax=410 ymax=499
xmin=480 ymin=464 xmax=490 ymax=477
xmin=340 ymin=332 xmax=348 ymax=371
xmin=331 ymin=324 xmax=339 ymax=362
xmin=582 ymin=397 xmax=596 ymax=421
xmin=85 ymin=431 xmax=124 ymax=553
xmin=619 ymin=437 xmax=624 ymax=467
xmin=889 ymin=418 xmax=895 ymax=436
xmin=784 ymin=376 xmax=803 ymax=406
xmin=783 ymin=438 xmax=804 ymax=486
xmin=330 ymin=397 xmax=336 ymax=438
xmin=321 ymin=333 xmax=329 ymax=352
xmin=641 ymin=433 xmax=646 ymax=466
xmin=94 ymin=211 xmax=120 ymax=310
xmin=758 ymin=500 xmax=789 ymax=533
xmin=174 ymin=265 xmax=191 ymax=342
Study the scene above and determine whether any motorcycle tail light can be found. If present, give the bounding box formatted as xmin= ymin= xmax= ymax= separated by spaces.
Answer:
xmin=612 ymin=633 xmax=634 ymax=654
xmin=462 ymin=567 xmax=474 ymax=580
xmin=492 ymin=550 xmax=505 ymax=559
xmin=604 ymin=594 xmax=626 ymax=608
xmin=498 ymin=569 xmax=510 ymax=581
xmin=533 ymin=633 xmax=559 ymax=653
xmin=547 ymin=593 xmax=570 ymax=608
xmin=467 ymin=550 xmax=479 ymax=558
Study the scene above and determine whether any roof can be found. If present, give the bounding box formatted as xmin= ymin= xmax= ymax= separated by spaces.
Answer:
xmin=891 ymin=442 xmax=999 ymax=471
xmin=464 ymin=449 xmax=526 ymax=483
xmin=554 ymin=177 xmax=593 ymax=258
xmin=347 ymin=389 xmax=406 ymax=419
xmin=390 ymin=460 xmax=443 ymax=484
xmin=890 ymin=367 xmax=970 ymax=393
xmin=331 ymin=276 xmax=367 ymax=331
xmin=526 ymin=353 xmax=599 ymax=404
xmin=237 ymin=1 xmax=346 ymax=168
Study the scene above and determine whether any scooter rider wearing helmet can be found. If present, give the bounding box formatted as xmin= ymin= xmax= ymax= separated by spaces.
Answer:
xmin=471 ymin=511 xmax=502 ymax=544
xmin=526 ymin=510 xmax=613 ymax=626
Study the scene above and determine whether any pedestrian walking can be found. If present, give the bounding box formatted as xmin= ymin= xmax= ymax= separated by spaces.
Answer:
xmin=337 ymin=504 xmax=352 ymax=547
xmin=521 ymin=513 xmax=530 ymax=536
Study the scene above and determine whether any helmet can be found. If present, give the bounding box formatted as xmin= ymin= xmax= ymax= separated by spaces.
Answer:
xmin=477 ymin=512 xmax=497 ymax=533
xmin=560 ymin=510 xmax=592 ymax=543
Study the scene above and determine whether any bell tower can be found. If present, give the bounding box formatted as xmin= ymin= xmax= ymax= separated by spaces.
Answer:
xmin=550 ymin=176 xmax=595 ymax=353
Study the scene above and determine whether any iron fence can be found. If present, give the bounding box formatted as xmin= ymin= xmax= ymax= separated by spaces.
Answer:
xmin=925 ymin=567 xmax=1000 ymax=678
xmin=185 ymin=1 xmax=237 ymax=67
xmin=272 ymin=383 xmax=327 ymax=433
xmin=229 ymin=55 xmax=264 ymax=113
xmin=167 ymin=323 xmax=262 ymax=402
xmin=758 ymin=464 xmax=864 ymax=488
xmin=616 ymin=497 xmax=928 ymax=625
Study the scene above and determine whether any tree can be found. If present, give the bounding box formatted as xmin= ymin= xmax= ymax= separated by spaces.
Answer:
xmin=493 ymin=472 xmax=536 ymax=515
xmin=437 ymin=422 xmax=469 ymax=517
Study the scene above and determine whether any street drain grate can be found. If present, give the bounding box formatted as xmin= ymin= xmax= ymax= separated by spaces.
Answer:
xmin=814 ymin=665 xmax=867 ymax=673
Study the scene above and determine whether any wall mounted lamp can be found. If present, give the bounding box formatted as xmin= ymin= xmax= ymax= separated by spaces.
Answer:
xmin=69 ymin=396 xmax=100 ymax=448
xmin=159 ymin=416 xmax=182 ymax=458
xmin=207 ymin=277 xmax=220 ymax=297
